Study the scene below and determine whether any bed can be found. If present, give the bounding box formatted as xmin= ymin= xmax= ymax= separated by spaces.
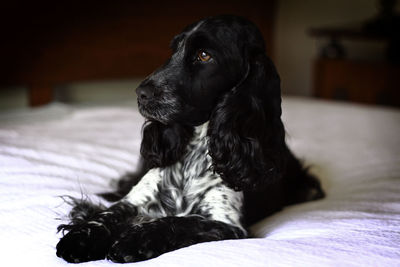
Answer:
xmin=1 ymin=96 xmax=399 ymax=266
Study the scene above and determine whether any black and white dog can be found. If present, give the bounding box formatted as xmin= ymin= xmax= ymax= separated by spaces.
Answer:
xmin=56 ymin=15 xmax=324 ymax=263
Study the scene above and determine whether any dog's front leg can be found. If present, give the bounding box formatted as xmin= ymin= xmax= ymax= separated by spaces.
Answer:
xmin=107 ymin=215 xmax=246 ymax=263
xmin=57 ymin=167 xmax=164 ymax=263
xmin=56 ymin=201 xmax=137 ymax=263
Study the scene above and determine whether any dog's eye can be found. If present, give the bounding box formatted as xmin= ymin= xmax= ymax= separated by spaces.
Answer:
xmin=197 ymin=50 xmax=212 ymax=62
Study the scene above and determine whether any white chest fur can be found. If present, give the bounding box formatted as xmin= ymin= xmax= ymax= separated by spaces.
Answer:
xmin=125 ymin=122 xmax=244 ymax=228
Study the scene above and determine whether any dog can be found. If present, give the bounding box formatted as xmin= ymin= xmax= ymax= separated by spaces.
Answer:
xmin=56 ymin=15 xmax=324 ymax=263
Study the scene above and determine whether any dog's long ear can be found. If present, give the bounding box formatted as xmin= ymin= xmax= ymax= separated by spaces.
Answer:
xmin=208 ymin=52 xmax=287 ymax=191
xmin=141 ymin=121 xmax=193 ymax=168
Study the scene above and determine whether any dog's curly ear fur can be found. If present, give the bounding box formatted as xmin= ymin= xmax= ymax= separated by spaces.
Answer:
xmin=141 ymin=121 xmax=194 ymax=168
xmin=208 ymin=52 xmax=287 ymax=191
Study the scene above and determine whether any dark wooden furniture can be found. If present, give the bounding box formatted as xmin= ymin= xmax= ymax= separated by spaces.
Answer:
xmin=0 ymin=0 xmax=276 ymax=106
xmin=313 ymin=58 xmax=400 ymax=107
xmin=309 ymin=25 xmax=400 ymax=107
xmin=309 ymin=1 xmax=400 ymax=108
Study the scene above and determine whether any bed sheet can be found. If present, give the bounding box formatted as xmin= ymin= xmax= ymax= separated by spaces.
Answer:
xmin=0 ymin=98 xmax=399 ymax=266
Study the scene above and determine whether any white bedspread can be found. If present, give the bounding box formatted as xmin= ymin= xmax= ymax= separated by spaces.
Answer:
xmin=0 ymin=97 xmax=399 ymax=267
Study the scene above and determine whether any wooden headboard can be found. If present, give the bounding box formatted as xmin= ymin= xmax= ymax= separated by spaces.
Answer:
xmin=0 ymin=0 xmax=276 ymax=106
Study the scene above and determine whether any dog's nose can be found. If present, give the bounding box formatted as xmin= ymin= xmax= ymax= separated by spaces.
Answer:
xmin=136 ymin=86 xmax=155 ymax=102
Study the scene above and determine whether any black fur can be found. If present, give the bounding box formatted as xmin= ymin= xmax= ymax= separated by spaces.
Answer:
xmin=107 ymin=215 xmax=245 ymax=263
xmin=56 ymin=15 xmax=324 ymax=263
xmin=141 ymin=122 xmax=194 ymax=168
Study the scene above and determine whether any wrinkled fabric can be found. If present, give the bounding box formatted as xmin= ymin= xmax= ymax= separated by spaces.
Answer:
xmin=0 ymin=98 xmax=399 ymax=267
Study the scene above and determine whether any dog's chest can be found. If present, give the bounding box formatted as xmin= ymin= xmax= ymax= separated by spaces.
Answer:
xmin=157 ymin=122 xmax=223 ymax=214
xmin=126 ymin=122 xmax=225 ymax=217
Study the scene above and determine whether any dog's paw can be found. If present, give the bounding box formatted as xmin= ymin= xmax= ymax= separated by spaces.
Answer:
xmin=107 ymin=223 xmax=168 ymax=263
xmin=56 ymin=223 xmax=111 ymax=263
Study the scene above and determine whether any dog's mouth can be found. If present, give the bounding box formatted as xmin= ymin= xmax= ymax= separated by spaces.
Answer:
xmin=137 ymin=100 xmax=160 ymax=121
xmin=135 ymin=83 xmax=212 ymax=126
xmin=136 ymin=94 xmax=182 ymax=125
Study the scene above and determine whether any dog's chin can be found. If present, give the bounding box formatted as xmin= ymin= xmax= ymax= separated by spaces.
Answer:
xmin=137 ymin=105 xmax=172 ymax=125
xmin=138 ymin=109 xmax=162 ymax=124
xmin=137 ymin=101 xmax=211 ymax=126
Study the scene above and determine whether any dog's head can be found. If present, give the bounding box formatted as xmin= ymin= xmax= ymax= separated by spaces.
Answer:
xmin=136 ymin=15 xmax=268 ymax=126
xmin=138 ymin=15 xmax=286 ymax=191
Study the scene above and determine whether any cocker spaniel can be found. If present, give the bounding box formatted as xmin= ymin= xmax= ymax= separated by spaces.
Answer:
xmin=56 ymin=15 xmax=324 ymax=263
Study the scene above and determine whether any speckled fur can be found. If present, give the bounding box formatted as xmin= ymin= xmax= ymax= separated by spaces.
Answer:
xmin=125 ymin=122 xmax=244 ymax=230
